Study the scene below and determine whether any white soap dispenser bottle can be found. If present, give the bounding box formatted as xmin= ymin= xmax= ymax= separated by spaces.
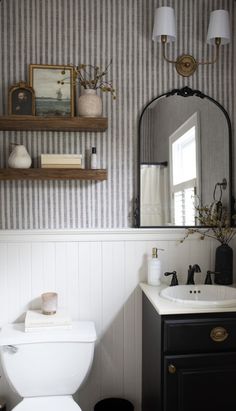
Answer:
xmin=147 ymin=248 xmax=164 ymax=286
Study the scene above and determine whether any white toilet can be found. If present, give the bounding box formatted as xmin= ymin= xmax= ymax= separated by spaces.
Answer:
xmin=0 ymin=321 xmax=96 ymax=411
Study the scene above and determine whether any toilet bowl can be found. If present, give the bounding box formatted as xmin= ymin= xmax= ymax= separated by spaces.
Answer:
xmin=0 ymin=321 xmax=96 ymax=411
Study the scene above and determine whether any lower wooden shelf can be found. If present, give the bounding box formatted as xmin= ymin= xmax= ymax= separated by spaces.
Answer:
xmin=0 ymin=168 xmax=107 ymax=181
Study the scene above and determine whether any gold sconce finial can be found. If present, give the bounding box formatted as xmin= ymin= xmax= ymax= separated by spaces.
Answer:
xmin=153 ymin=7 xmax=230 ymax=77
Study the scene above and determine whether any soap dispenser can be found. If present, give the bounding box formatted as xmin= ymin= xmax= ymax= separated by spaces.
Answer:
xmin=147 ymin=248 xmax=164 ymax=286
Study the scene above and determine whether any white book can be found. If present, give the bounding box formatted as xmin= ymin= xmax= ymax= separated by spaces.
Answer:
xmin=41 ymin=164 xmax=83 ymax=169
xmin=24 ymin=309 xmax=72 ymax=332
xmin=41 ymin=154 xmax=83 ymax=165
xmin=25 ymin=325 xmax=72 ymax=332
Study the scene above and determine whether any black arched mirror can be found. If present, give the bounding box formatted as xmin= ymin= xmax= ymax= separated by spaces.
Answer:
xmin=137 ymin=87 xmax=233 ymax=228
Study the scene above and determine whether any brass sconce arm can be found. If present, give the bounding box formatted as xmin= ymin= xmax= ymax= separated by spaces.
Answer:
xmin=161 ymin=35 xmax=222 ymax=77
xmin=161 ymin=35 xmax=177 ymax=64
xmin=197 ymin=38 xmax=221 ymax=66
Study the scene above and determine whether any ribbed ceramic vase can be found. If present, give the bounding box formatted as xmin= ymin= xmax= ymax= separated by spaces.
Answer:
xmin=8 ymin=144 xmax=32 ymax=169
xmin=214 ymin=243 xmax=233 ymax=285
xmin=78 ymin=89 xmax=102 ymax=117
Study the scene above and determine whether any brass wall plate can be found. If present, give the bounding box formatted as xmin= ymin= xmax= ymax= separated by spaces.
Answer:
xmin=175 ymin=54 xmax=198 ymax=77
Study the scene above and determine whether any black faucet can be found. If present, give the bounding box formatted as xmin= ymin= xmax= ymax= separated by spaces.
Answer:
xmin=164 ymin=271 xmax=179 ymax=286
xmin=186 ymin=264 xmax=201 ymax=285
xmin=204 ymin=270 xmax=220 ymax=284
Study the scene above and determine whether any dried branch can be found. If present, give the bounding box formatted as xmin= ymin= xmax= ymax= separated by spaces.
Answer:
xmin=181 ymin=202 xmax=236 ymax=245
xmin=58 ymin=61 xmax=116 ymax=99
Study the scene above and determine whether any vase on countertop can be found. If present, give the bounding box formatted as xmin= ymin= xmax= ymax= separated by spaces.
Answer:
xmin=214 ymin=243 xmax=233 ymax=285
xmin=78 ymin=89 xmax=102 ymax=117
xmin=8 ymin=144 xmax=32 ymax=169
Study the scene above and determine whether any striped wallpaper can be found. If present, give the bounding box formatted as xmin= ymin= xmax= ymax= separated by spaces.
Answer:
xmin=0 ymin=0 xmax=234 ymax=229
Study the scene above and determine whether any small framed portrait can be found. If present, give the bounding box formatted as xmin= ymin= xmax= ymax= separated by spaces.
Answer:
xmin=29 ymin=64 xmax=75 ymax=117
xmin=8 ymin=82 xmax=35 ymax=115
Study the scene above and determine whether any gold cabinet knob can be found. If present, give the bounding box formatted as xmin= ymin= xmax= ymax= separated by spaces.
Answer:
xmin=210 ymin=326 xmax=229 ymax=342
xmin=168 ymin=364 xmax=176 ymax=374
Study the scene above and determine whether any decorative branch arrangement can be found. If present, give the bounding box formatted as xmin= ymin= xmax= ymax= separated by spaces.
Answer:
xmin=58 ymin=60 xmax=116 ymax=99
xmin=181 ymin=203 xmax=236 ymax=245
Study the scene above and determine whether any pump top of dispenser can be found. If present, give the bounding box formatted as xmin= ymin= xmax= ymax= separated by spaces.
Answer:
xmin=92 ymin=147 xmax=96 ymax=154
xmin=152 ymin=248 xmax=164 ymax=258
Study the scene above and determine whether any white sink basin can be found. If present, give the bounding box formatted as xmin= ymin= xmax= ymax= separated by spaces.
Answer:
xmin=160 ymin=285 xmax=236 ymax=307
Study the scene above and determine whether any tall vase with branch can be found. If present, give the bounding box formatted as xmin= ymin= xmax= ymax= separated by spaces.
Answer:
xmin=181 ymin=203 xmax=236 ymax=285
xmin=59 ymin=60 xmax=116 ymax=117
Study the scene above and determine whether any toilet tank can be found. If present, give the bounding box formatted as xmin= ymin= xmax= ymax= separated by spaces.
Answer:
xmin=0 ymin=321 xmax=96 ymax=398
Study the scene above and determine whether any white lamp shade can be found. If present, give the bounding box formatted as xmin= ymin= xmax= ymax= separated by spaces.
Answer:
xmin=207 ymin=10 xmax=230 ymax=45
xmin=152 ymin=7 xmax=176 ymax=43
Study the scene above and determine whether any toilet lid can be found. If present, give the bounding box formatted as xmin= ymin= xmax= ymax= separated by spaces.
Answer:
xmin=12 ymin=396 xmax=81 ymax=411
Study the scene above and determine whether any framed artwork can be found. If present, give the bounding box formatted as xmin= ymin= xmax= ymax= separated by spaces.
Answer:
xmin=8 ymin=82 xmax=35 ymax=115
xmin=29 ymin=64 xmax=74 ymax=117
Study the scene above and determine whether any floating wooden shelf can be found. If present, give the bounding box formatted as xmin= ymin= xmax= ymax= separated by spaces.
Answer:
xmin=0 ymin=168 xmax=107 ymax=181
xmin=0 ymin=116 xmax=108 ymax=132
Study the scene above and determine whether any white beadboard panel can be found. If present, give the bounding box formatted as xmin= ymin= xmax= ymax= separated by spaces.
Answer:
xmin=0 ymin=0 xmax=234 ymax=229
xmin=31 ymin=242 xmax=56 ymax=310
xmin=55 ymin=242 xmax=80 ymax=317
xmin=5 ymin=243 xmax=31 ymax=324
xmin=100 ymin=242 xmax=125 ymax=398
xmin=0 ymin=244 xmax=8 ymax=325
xmin=0 ymin=229 xmax=234 ymax=411
xmin=123 ymin=241 xmax=146 ymax=408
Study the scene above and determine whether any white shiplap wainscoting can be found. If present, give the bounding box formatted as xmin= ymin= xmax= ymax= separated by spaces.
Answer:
xmin=0 ymin=229 xmax=230 ymax=411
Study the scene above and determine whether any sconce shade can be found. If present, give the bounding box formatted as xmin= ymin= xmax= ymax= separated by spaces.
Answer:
xmin=207 ymin=10 xmax=230 ymax=45
xmin=152 ymin=7 xmax=176 ymax=43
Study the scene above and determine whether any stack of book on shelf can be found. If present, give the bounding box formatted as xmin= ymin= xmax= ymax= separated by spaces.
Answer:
xmin=41 ymin=154 xmax=83 ymax=169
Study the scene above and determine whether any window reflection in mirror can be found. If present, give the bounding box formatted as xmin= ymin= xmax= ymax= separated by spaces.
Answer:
xmin=169 ymin=112 xmax=200 ymax=226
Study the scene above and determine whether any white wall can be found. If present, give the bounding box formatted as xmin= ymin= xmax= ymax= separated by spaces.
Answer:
xmin=0 ymin=229 xmax=224 ymax=411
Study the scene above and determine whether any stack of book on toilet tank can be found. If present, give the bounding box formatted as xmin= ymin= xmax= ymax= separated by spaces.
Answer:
xmin=41 ymin=154 xmax=83 ymax=169
xmin=24 ymin=310 xmax=72 ymax=332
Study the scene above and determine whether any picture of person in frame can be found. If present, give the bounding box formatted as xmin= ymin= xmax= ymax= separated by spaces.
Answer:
xmin=12 ymin=89 xmax=33 ymax=115
xmin=8 ymin=82 xmax=35 ymax=115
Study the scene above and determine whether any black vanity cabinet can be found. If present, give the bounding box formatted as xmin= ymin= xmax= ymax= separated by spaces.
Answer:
xmin=142 ymin=293 xmax=236 ymax=411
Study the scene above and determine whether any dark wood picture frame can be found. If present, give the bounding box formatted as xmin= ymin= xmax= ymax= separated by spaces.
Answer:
xmin=8 ymin=82 xmax=35 ymax=116
xmin=29 ymin=64 xmax=75 ymax=117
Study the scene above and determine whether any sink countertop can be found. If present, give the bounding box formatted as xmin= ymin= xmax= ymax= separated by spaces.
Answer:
xmin=140 ymin=282 xmax=236 ymax=315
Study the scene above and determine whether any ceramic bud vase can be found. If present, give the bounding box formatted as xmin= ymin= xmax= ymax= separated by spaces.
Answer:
xmin=78 ymin=89 xmax=102 ymax=117
xmin=8 ymin=144 xmax=32 ymax=169
xmin=214 ymin=243 xmax=233 ymax=285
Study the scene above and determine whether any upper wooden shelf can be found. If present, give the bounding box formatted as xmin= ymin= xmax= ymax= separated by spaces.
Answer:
xmin=0 ymin=116 xmax=108 ymax=132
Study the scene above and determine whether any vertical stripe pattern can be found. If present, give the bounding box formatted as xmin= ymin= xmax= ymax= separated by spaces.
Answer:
xmin=0 ymin=0 xmax=234 ymax=229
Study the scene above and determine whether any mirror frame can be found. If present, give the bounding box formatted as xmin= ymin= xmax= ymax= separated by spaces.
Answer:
xmin=136 ymin=86 xmax=233 ymax=228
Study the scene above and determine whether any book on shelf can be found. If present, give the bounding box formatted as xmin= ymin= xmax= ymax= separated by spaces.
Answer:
xmin=41 ymin=154 xmax=83 ymax=165
xmin=41 ymin=164 xmax=83 ymax=169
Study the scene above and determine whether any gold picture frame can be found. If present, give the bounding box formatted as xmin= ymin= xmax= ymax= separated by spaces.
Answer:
xmin=29 ymin=64 xmax=75 ymax=117
xmin=8 ymin=81 xmax=35 ymax=116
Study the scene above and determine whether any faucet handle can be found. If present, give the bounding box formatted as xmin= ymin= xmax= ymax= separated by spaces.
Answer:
xmin=164 ymin=271 xmax=179 ymax=286
xmin=204 ymin=270 xmax=220 ymax=285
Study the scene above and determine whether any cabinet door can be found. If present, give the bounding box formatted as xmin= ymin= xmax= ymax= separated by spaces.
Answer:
xmin=164 ymin=352 xmax=236 ymax=411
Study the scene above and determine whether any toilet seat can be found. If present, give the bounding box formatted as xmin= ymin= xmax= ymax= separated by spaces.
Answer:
xmin=12 ymin=396 xmax=81 ymax=411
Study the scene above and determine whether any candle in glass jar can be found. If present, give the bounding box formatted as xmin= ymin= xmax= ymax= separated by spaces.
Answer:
xmin=41 ymin=292 xmax=58 ymax=315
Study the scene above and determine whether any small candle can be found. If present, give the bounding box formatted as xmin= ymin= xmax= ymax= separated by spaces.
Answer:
xmin=41 ymin=292 xmax=58 ymax=315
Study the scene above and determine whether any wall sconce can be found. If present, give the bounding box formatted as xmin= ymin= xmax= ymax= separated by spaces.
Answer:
xmin=152 ymin=7 xmax=230 ymax=77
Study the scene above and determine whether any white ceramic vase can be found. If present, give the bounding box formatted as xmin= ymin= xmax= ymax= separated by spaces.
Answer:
xmin=78 ymin=89 xmax=102 ymax=117
xmin=8 ymin=144 xmax=32 ymax=169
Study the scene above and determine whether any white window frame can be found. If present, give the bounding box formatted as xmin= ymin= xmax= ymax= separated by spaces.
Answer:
xmin=169 ymin=112 xmax=201 ymax=225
